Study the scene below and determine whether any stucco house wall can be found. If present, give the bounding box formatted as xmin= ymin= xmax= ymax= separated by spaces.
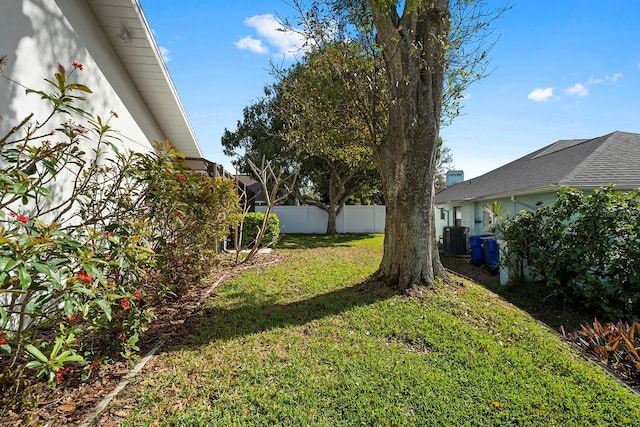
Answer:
xmin=1 ymin=0 xmax=203 ymax=159
xmin=3 ymin=1 xmax=147 ymax=154
xmin=1 ymin=0 xmax=209 ymax=220
xmin=434 ymin=192 xmax=557 ymax=243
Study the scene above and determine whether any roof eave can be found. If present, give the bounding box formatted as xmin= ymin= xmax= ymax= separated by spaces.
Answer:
xmin=88 ymin=0 xmax=203 ymax=159
xmin=435 ymin=182 xmax=640 ymax=206
xmin=435 ymin=185 xmax=559 ymax=205
xmin=129 ymin=1 xmax=203 ymax=158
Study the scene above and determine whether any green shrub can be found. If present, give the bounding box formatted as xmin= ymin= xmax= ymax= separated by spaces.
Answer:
xmin=137 ymin=142 xmax=240 ymax=296
xmin=0 ymin=61 xmax=241 ymax=393
xmin=241 ymin=212 xmax=280 ymax=248
xmin=502 ymin=186 xmax=640 ymax=320
xmin=0 ymin=62 xmax=158 ymax=388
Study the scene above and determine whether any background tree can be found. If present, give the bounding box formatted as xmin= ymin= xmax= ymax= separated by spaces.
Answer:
xmin=221 ymin=90 xmax=295 ymax=176
xmin=222 ymin=40 xmax=384 ymax=234
xmin=221 ymin=88 xmax=299 ymax=205
xmin=276 ymin=41 xmax=382 ymax=233
xmin=435 ymin=140 xmax=454 ymax=191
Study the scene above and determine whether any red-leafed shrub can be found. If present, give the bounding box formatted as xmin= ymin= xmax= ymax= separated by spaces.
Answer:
xmin=563 ymin=319 xmax=640 ymax=382
xmin=0 ymin=59 xmax=240 ymax=406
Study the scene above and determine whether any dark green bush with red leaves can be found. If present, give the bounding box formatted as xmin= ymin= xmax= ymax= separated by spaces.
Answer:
xmin=502 ymin=186 xmax=640 ymax=320
xmin=139 ymin=148 xmax=241 ymax=295
xmin=0 ymin=59 xmax=240 ymax=401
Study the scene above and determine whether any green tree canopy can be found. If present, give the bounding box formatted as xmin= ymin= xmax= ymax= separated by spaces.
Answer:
xmin=222 ymin=40 xmax=385 ymax=233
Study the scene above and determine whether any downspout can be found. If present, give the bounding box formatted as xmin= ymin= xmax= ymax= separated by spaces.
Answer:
xmin=440 ymin=208 xmax=450 ymax=226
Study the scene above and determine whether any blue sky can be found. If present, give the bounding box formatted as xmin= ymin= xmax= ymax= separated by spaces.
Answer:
xmin=140 ymin=0 xmax=640 ymax=179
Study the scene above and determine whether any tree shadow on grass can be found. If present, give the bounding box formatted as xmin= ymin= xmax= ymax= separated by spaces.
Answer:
xmin=441 ymin=254 xmax=591 ymax=331
xmin=276 ymin=233 xmax=380 ymax=250
xmin=170 ymin=279 xmax=398 ymax=348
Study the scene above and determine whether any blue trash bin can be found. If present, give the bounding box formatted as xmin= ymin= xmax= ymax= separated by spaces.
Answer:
xmin=469 ymin=235 xmax=485 ymax=265
xmin=483 ymin=238 xmax=500 ymax=274
xmin=469 ymin=234 xmax=493 ymax=266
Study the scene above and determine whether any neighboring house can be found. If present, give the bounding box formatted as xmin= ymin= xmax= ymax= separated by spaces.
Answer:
xmin=0 ymin=0 xmax=211 ymax=170
xmin=235 ymin=174 xmax=266 ymax=210
xmin=434 ymin=131 xmax=640 ymax=245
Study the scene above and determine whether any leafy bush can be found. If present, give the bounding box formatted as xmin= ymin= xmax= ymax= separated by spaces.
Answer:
xmin=0 ymin=60 xmax=240 ymax=396
xmin=137 ymin=142 xmax=241 ymax=296
xmin=502 ymin=186 xmax=640 ymax=320
xmin=241 ymin=212 xmax=280 ymax=248
xmin=0 ymin=62 xmax=156 ymax=386
xmin=562 ymin=319 xmax=640 ymax=382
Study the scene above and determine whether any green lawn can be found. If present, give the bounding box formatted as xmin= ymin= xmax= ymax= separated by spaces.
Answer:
xmin=116 ymin=234 xmax=640 ymax=426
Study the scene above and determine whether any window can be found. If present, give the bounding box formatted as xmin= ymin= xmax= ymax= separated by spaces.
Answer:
xmin=483 ymin=208 xmax=491 ymax=230
xmin=453 ymin=206 xmax=462 ymax=227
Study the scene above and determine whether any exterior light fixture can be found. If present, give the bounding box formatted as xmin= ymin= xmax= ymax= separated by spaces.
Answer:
xmin=116 ymin=28 xmax=130 ymax=46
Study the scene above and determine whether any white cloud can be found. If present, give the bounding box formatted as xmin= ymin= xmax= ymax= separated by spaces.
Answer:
xmin=566 ymin=83 xmax=588 ymax=97
xmin=234 ymin=36 xmax=268 ymax=54
xmin=586 ymin=73 xmax=623 ymax=85
xmin=528 ymin=87 xmax=554 ymax=102
xmin=238 ymin=14 xmax=309 ymax=58
xmin=159 ymin=46 xmax=172 ymax=62
xmin=606 ymin=72 xmax=623 ymax=83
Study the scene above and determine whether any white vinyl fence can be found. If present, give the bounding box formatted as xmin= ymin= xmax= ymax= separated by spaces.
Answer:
xmin=256 ymin=205 xmax=386 ymax=234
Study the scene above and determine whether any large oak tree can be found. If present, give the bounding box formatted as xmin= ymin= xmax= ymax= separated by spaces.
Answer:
xmin=367 ymin=0 xmax=451 ymax=287
xmin=287 ymin=0 xmax=505 ymax=289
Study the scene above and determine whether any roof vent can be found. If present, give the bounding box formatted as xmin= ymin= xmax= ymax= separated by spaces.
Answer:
xmin=446 ymin=170 xmax=464 ymax=187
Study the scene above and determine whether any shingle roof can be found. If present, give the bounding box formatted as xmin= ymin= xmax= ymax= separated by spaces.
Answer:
xmin=435 ymin=131 xmax=640 ymax=204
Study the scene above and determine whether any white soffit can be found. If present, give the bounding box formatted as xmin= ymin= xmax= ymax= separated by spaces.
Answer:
xmin=87 ymin=0 xmax=203 ymax=159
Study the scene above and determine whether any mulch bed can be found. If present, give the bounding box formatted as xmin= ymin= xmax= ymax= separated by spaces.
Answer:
xmin=3 ymin=253 xmax=282 ymax=427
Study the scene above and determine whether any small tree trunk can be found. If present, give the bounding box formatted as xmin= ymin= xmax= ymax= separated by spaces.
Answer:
xmin=327 ymin=207 xmax=338 ymax=234
xmin=325 ymin=165 xmax=340 ymax=235
xmin=240 ymin=157 xmax=296 ymax=264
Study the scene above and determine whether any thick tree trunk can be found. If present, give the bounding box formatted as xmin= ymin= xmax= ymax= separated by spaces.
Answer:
xmin=369 ymin=0 xmax=451 ymax=289
xmin=374 ymin=132 xmax=444 ymax=288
